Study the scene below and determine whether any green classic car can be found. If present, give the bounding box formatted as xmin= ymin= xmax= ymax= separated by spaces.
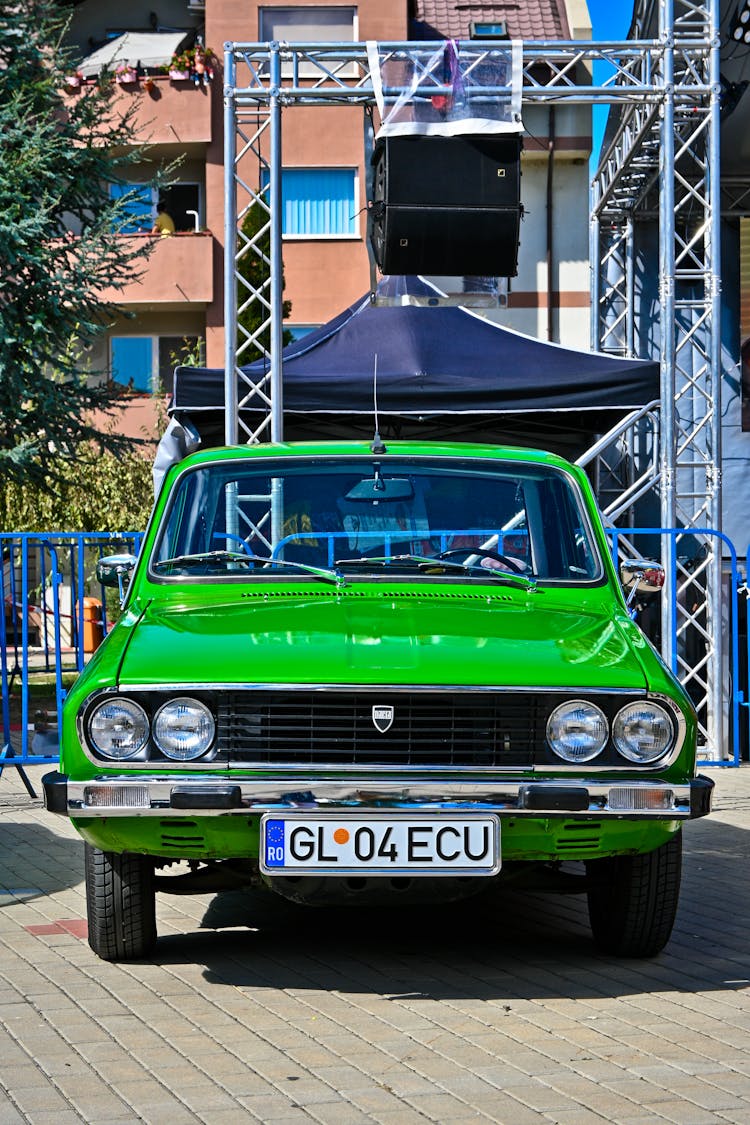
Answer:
xmin=43 ymin=441 xmax=712 ymax=961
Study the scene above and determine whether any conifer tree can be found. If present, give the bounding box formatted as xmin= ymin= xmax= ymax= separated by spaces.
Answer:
xmin=0 ymin=0 xmax=161 ymax=483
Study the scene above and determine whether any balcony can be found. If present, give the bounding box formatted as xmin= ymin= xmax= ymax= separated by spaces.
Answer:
xmin=100 ymin=233 xmax=214 ymax=308
xmin=64 ymin=75 xmax=213 ymax=146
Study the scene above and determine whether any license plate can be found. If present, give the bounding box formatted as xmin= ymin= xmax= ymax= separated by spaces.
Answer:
xmin=260 ymin=812 xmax=500 ymax=876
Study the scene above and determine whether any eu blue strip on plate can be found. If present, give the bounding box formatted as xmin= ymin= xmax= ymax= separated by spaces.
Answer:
xmin=265 ymin=819 xmax=285 ymax=867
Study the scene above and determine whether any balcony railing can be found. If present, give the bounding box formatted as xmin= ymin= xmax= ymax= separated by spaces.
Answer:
xmin=99 ymin=232 xmax=214 ymax=306
xmin=63 ymin=75 xmax=213 ymax=146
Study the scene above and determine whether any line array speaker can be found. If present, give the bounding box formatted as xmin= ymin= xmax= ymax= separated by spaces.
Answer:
xmin=369 ymin=134 xmax=523 ymax=277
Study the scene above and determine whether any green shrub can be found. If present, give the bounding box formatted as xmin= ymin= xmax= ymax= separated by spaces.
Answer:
xmin=0 ymin=444 xmax=154 ymax=533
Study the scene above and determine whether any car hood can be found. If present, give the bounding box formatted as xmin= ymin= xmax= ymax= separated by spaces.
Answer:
xmin=117 ymin=586 xmax=649 ymax=690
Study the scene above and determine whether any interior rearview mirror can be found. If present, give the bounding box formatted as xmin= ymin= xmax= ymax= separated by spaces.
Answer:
xmin=345 ymin=476 xmax=414 ymax=502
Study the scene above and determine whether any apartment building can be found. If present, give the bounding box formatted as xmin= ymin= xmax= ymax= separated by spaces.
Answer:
xmin=63 ymin=1 xmax=592 ymax=431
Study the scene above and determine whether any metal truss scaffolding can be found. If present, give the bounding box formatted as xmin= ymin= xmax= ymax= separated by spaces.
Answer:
xmin=223 ymin=0 xmax=724 ymax=755
xmin=591 ymin=0 xmax=722 ymax=756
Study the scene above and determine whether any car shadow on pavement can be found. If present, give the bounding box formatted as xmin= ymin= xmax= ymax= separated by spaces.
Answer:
xmin=152 ymin=816 xmax=750 ymax=1002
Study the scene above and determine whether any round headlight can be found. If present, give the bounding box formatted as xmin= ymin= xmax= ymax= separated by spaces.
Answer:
xmin=88 ymin=698 xmax=149 ymax=760
xmin=547 ymin=700 xmax=608 ymax=763
xmin=153 ymin=697 xmax=215 ymax=761
xmin=613 ymin=701 xmax=673 ymax=763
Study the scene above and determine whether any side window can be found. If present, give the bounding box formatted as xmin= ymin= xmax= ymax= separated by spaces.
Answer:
xmin=536 ymin=478 xmax=597 ymax=579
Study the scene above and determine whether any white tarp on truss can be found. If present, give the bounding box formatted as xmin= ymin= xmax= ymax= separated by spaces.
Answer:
xmin=367 ymin=40 xmax=523 ymax=138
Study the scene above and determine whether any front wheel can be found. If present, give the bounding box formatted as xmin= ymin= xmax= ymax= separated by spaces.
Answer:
xmin=586 ymin=832 xmax=682 ymax=958
xmin=85 ymin=844 xmax=157 ymax=961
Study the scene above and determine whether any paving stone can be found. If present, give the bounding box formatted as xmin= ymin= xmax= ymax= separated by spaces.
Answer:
xmin=549 ymin=1110 xmax=611 ymax=1125
xmin=650 ymin=1102 xmax=728 ymax=1125
xmin=2 ymin=765 xmax=750 ymax=1124
xmin=458 ymin=1090 xmax=549 ymax=1123
xmin=236 ymin=1095 xmax=313 ymax=1119
xmin=307 ymin=1106 xmax=375 ymax=1125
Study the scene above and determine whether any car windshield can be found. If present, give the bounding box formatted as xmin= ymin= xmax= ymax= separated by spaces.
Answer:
xmin=150 ymin=457 xmax=602 ymax=583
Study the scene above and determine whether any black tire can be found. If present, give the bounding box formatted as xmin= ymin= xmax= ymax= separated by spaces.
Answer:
xmin=586 ymin=831 xmax=682 ymax=958
xmin=85 ymin=844 xmax=157 ymax=961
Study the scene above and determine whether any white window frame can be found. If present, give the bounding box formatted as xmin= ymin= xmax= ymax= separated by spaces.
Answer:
xmin=110 ymin=334 xmax=205 ymax=393
xmin=258 ymin=6 xmax=358 ymax=78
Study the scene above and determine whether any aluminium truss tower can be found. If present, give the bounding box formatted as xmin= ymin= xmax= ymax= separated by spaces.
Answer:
xmin=223 ymin=0 xmax=724 ymax=753
xmin=591 ymin=0 xmax=722 ymax=756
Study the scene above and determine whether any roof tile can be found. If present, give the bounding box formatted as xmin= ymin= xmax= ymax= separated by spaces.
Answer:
xmin=413 ymin=1 xmax=571 ymax=42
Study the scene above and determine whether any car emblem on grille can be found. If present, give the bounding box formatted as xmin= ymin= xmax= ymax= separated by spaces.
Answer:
xmin=372 ymin=705 xmax=395 ymax=733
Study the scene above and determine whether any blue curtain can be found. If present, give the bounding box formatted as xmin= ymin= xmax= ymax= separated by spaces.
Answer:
xmin=262 ymin=169 xmax=356 ymax=235
xmin=109 ymin=183 xmax=153 ymax=234
xmin=111 ymin=337 xmax=153 ymax=392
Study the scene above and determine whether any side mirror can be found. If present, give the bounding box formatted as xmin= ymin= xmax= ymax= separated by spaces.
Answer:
xmin=97 ymin=554 xmax=137 ymax=604
xmin=619 ymin=559 xmax=665 ymax=607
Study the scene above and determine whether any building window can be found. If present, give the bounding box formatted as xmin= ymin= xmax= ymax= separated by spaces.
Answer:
xmin=109 ymin=183 xmax=155 ymax=234
xmin=286 ymin=324 xmax=319 ymax=341
xmin=258 ymin=7 xmax=357 ymax=76
xmin=111 ymin=336 xmax=203 ymax=393
xmin=110 ymin=184 xmax=202 ymax=234
xmin=111 ymin=337 xmax=152 ymax=391
xmin=262 ymin=168 xmax=358 ymax=237
xmin=160 ymin=184 xmax=202 ymax=232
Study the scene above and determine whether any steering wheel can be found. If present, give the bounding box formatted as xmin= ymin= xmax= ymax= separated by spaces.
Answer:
xmin=436 ymin=547 xmax=528 ymax=574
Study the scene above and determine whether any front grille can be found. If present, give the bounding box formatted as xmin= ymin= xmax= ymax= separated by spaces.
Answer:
xmin=218 ymin=691 xmax=540 ymax=768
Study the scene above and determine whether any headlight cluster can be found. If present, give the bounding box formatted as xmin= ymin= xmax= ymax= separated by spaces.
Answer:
xmin=546 ymin=699 xmax=674 ymax=765
xmin=86 ymin=696 xmax=215 ymax=762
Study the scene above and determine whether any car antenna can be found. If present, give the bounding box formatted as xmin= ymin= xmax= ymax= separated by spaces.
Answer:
xmin=370 ymin=352 xmax=387 ymax=454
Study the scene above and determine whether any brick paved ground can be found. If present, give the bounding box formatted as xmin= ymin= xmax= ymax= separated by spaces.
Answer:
xmin=0 ymin=764 xmax=748 ymax=1124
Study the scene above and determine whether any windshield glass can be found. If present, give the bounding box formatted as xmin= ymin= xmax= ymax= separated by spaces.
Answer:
xmin=150 ymin=457 xmax=602 ymax=583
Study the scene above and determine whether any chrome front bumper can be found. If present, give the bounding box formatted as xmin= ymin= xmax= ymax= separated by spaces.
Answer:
xmin=43 ymin=772 xmax=714 ymax=820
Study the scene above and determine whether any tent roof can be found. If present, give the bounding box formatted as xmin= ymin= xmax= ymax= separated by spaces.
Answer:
xmin=172 ymin=278 xmax=659 ymax=424
xmin=79 ymin=32 xmax=188 ymax=77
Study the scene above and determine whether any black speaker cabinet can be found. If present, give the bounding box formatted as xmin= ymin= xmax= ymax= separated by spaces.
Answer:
xmin=369 ymin=134 xmax=523 ymax=277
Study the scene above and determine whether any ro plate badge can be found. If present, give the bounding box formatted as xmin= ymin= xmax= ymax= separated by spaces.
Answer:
xmin=260 ymin=812 xmax=500 ymax=876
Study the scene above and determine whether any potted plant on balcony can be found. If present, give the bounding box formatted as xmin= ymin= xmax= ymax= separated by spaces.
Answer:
xmin=64 ymin=70 xmax=84 ymax=91
xmin=115 ymin=62 xmax=138 ymax=86
xmin=169 ymin=49 xmax=192 ymax=81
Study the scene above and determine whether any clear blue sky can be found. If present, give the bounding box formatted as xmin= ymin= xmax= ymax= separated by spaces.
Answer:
xmin=587 ymin=0 xmax=635 ymax=167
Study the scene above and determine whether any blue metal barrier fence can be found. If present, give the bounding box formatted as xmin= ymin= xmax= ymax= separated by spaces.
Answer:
xmin=0 ymin=528 xmax=743 ymax=791
xmin=608 ymin=529 xmax=741 ymax=768
xmin=1 ymin=533 xmax=142 ymax=792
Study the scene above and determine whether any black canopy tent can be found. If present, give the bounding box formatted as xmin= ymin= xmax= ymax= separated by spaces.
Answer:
xmin=166 ymin=278 xmax=659 ymax=462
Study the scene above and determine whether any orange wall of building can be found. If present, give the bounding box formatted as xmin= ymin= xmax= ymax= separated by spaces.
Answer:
xmin=208 ymin=1 xmax=406 ymax=44
xmin=97 ymin=233 xmax=214 ymax=308
xmin=203 ymin=1 xmax=407 ymax=365
xmin=110 ymin=77 xmax=212 ymax=145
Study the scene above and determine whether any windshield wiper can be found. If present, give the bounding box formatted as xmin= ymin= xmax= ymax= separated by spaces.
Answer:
xmin=153 ymin=551 xmax=345 ymax=586
xmin=245 ymin=554 xmax=345 ymax=585
xmin=335 ymin=555 xmax=536 ymax=587
xmin=336 ymin=554 xmax=463 ymax=572
xmin=152 ymin=550 xmax=253 ymax=571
